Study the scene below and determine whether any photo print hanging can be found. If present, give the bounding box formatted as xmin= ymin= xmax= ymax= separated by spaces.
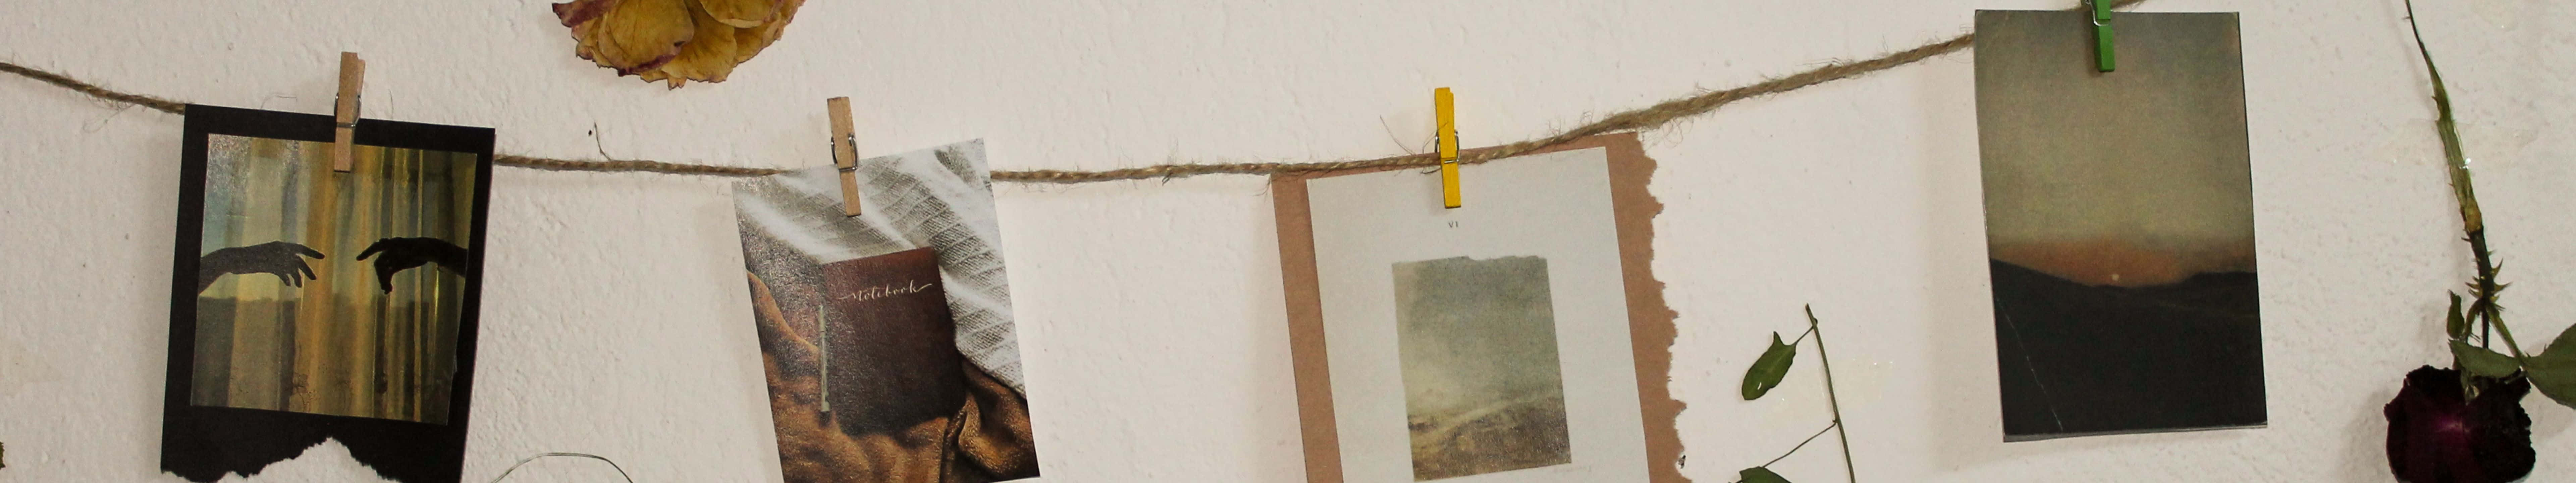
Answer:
xmin=732 ymin=140 xmax=1040 ymax=483
xmin=1272 ymin=134 xmax=1683 ymax=483
xmin=162 ymin=105 xmax=494 ymax=483
xmin=1974 ymin=10 xmax=2264 ymax=440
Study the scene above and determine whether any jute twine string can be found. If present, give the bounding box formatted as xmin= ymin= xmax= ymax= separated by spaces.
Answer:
xmin=496 ymin=154 xmax=786 ymax=176
xmin=0 ymin=0 xmax=2137 ymax=183
xmin=0 ymin=60 xmax=189 ymax=115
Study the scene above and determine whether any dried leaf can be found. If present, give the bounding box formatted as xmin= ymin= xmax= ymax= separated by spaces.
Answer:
xmin=2451 ymin=340 xmax=2519 ymax=379
xmin=2526 ymin=323 xmax=2576 ymax=409
xmin=2446 ymin=292 xmax=2468 ymax=340
xmin=1741 ymin=332 xmax=1796 ymax=400
xmin=1739 ymin=466 xmax=1791 ymax=483
xmin=698 ymin=0 xmax=782 ymax=28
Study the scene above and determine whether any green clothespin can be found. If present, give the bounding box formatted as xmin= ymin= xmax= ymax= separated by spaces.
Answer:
xmin=2089 ymin=0 xmax=2115 ymax=72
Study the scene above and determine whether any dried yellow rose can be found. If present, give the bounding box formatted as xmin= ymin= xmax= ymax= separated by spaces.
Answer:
xmin=553 ymin=0 xmax=801 ymax=88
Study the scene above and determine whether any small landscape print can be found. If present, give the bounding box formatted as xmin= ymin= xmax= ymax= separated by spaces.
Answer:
xmin=1975 ymin=10 xmax=2264 ymax=439
xmin=1392 ymin=256 xmax=1572 ymax=481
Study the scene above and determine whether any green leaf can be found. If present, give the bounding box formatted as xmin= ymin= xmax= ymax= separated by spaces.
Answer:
xmin=2525 ymin=323 xmax=2576 ymax=409
xmin=1742 ymin=332 xmax=1797 ymax=400
xmin=1739 ymin=466 xmax=1791 ymax=483
xmin=2451 ymin=340 xmax=2520 ymax=379
xmin=2446 ymin=292 xmax=2468 ymax=340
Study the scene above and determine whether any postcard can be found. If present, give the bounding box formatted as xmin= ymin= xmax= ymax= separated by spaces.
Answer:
xmin=733 ymin=140 xmax=1039 ymax=482
xmin=1975 ymin=9 xmax=2265 ymax=440
xmin=162 ymin=105 xmax=493 ymax=483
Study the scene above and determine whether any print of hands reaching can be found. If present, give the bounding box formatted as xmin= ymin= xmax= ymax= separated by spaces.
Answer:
xmin=197 ymin=241 xmax=324 ymax=292
xmin=197 ymin=238 xmax=467 ymax=294
xmin=355 ymin=237 xmax=469 ymax=292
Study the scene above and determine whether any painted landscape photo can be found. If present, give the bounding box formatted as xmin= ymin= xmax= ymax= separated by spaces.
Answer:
xmin=188 ymin=133 xmax=477 ymax=424
xmin=1392 ymin=256 xmax=1573 ymax=481
xmin=1974 ymin=10 xmax=2264 ymax=439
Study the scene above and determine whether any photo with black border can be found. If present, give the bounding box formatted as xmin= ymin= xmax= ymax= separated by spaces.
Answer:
xmin=162 ymin=104 xmax=493 ymax=483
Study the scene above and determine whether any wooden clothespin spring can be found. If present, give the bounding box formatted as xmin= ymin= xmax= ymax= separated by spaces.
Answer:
xmin=1435 ymin=87 xmax=1461 ymax=209
xmin=332 ymin=52 xmax=366 ymax=172
xmin=826 ymin=97 xmax=862 ymax=217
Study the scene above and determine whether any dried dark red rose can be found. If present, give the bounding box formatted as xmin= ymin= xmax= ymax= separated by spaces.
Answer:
xmin=2385 ymin=365 xmax=2534 ymax=483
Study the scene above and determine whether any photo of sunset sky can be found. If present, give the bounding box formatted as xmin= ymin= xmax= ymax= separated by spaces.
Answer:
xmin=1974 ymin=10 xmax=2264 ymax=440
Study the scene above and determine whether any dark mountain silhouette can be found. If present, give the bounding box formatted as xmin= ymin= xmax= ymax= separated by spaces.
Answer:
xmin=1990 ymin=259 xmax=2266 ymax=440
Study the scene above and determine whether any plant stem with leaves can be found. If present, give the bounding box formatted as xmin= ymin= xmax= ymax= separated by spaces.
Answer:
xmin=2401 ymin=0 xmax=2576 ymax=409
xmin=1735 ymin=305 xmax=1857 ymax=483
xmin=2406 ymin=0 xmax=2522 ymax=359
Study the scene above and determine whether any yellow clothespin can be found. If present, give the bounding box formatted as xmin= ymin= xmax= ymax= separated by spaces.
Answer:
xmin=1434 ymin=87 xmax=1461 ymax=209
xmin=826 ymin=97 xmax=862 ymax=217
xmin=331 ymin=52 xmax=366 ymax=172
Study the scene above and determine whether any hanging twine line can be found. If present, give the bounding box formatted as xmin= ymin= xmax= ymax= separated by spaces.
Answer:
xmin=1 ymin=1 xmax=2138 ymax=183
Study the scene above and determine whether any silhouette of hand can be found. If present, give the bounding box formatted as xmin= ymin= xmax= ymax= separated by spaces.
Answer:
xmin=356 ymin=237 xmax=468 ymax=292
xmin=199 ymin=241 xmax=325 ymax=292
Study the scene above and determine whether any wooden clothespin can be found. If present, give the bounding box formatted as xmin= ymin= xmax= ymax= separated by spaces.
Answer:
xmin=826 ymin=97 xmax=863 ymax=217
xmin=1434 ymin=87 xmax=1461 ymax=209
xmin=2087 ymin=0 xmax=2115 ymax=72
xmin=331 ymin=52 xmax=366 ymax=172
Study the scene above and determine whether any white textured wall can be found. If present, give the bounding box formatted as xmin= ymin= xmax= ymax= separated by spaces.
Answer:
xmin=2 ymin=0 xmax=2571 ymax=481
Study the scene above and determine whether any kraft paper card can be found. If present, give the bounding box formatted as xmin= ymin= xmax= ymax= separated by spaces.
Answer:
xmin=1273 ymin=133 xmax=1681 ymax=483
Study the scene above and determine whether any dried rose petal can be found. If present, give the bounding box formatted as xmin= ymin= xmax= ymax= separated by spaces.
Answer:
xmin=697 ymin=0 xmax=782 ymax=29
xmin=556 ymin=0 xmax=696 ymax=74
xmin=551 ymin=0 xmax=611 ymax=27
xmin=2385 ymin=365 xmax=2534 ymax=483
xmin=729 ymin=0 xmax=803 ymax=64
xmin=641 ymin=4 xmax=744 ymax=88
